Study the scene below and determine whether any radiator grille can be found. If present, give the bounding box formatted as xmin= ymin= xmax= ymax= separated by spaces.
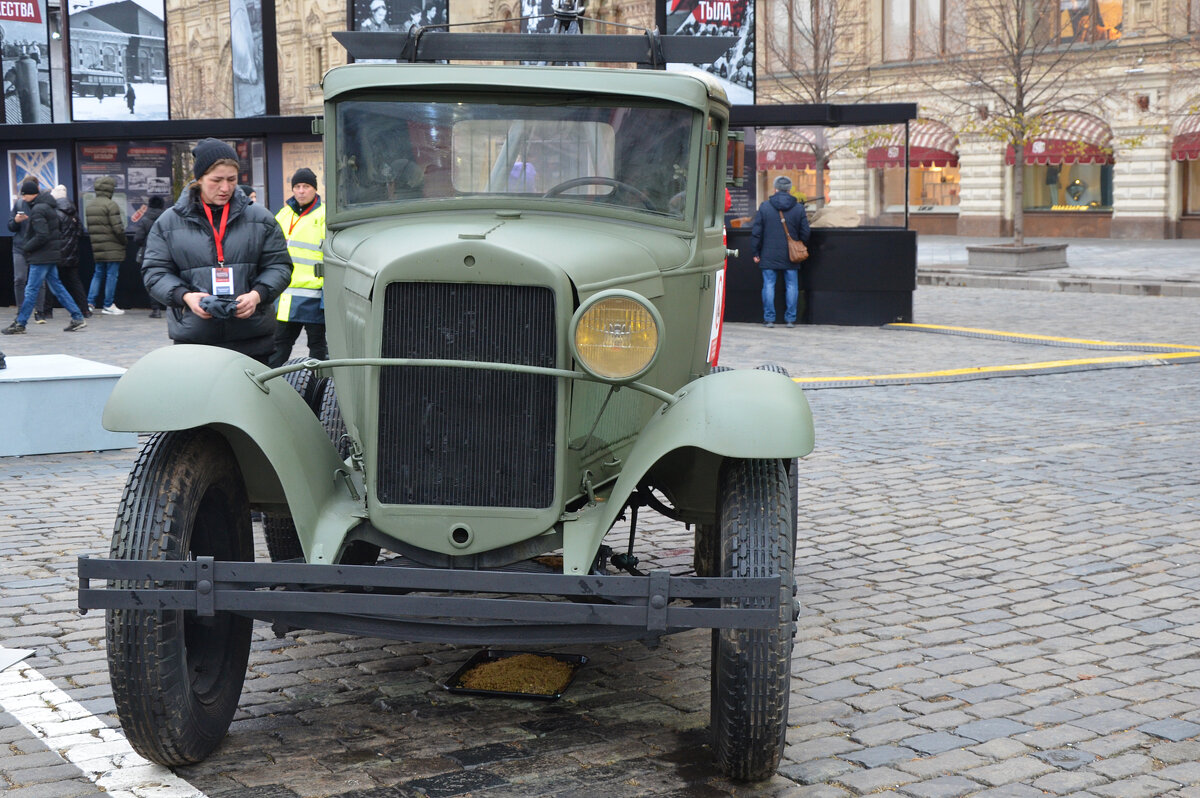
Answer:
xmin=378 ymin=283 xmax=556 ymax=507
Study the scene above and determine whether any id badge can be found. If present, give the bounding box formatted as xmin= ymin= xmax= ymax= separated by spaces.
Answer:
xmin=211 ymin=267 xmax=235 ymax=296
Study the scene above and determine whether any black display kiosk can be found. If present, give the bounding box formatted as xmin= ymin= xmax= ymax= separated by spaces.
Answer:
xmin=727 ymin=103 xmax=919 ymax=326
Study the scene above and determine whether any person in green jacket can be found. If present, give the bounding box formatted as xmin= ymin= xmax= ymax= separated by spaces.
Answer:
xmin=85 ymin=175 xmax=128 ymax=315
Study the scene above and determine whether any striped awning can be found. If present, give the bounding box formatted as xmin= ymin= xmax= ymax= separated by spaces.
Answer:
xmin=1171 ymin=115 xmax=1200 ymax=161
xmin=866 ymin=119 xmax=959 ymax=168
xmin=1005 ymin=112 xmax=1113 ymax=165
xmin=757 ymin=127 xmax=820 ymax=171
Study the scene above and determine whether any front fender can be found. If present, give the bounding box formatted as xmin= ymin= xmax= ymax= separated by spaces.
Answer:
xmin=562 ymin=369 xmax=813 ymax=574
xmin=103 ymin=345 xmax=364 ymax=564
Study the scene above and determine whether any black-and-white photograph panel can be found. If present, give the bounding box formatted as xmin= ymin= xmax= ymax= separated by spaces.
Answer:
xmin=67 ymin=0 xmax=167 ymax=121
xmin=521 ymin=0 xmax=554 ymax=33
xmin=231 ymin=0 xmax=264 ymax=116
xmin=351 ymin=0 xmax=448 ymax=62
xmin=665 ymin=0 xmax=754 ymax=105
xmin=0 ymin=0 xmax=54 ymax=123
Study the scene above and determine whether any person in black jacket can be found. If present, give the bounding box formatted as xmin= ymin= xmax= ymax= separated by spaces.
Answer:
xmin=50 ymin=185 xmax=90 ymax=318
xmin=750 ymin=176 xmax=811 ymax=328
xmin=3 ymin=181 xmax=87 ymax=334
xmin=141 ymin=138 xmax=291 ymax=362
xmin=128 ymin=195 xmax=167 ymax=317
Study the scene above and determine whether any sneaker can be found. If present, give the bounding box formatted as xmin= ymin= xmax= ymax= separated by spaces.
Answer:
xmin=64 ymin=319 xmax=87 ymax=332
xmin=83 ymin=309 xmax=93 ymax=318
xmin=148 ymin=308 xmax=163 ymax=319
xmin=2 ymin=322 xmax=26 ymax=335
xmin=33 ymin=311 xmax=45 ymax=324
xmin=87 ymin=303 xmax=95 ymax=311
xmin=786 ymin=322 xmax=796 ymax=328
xmin=101 ymin=305 xmax=125 ymax=315
xmin=763 ymin=321 xmax=774 ymax=328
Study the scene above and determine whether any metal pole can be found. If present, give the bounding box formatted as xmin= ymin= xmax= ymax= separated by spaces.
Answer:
xmin=904 ymin=120 xmax=910 ymax=230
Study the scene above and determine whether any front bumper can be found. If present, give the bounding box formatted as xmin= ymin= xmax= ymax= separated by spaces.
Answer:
xmin=78 ymin=556 xmax=783 ymax=646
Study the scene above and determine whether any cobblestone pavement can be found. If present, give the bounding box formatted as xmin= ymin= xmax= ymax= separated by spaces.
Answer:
xmin=2 ymin=286 xmax=1199 ymax=797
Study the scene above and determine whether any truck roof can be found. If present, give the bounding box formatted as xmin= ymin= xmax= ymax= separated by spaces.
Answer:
xmin=322 ymin=63 xmax=729 ymax=113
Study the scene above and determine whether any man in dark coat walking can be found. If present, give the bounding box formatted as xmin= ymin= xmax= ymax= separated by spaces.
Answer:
xmin=750 ymin=176 xmax=810 ymax=328
xmin=3 ymin=181 xmax=87 ymax=334
xmin=141 ymin=138 xmax=292 ymax=363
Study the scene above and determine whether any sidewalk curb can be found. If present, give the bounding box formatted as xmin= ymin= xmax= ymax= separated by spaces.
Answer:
xmin=918 ymin=267 xmax=1200 ymax=297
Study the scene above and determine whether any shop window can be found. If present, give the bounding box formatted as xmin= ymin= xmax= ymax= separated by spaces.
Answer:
xmin=883 ymin=0 xmax=966 ymax=61
xmin=879 ymin=165 xmax=960 ymax=213
xmin=1054 ymin=0 xmax=1123 ymax=42
xmin=1184 ymin=161 xmax=1200 ymax=214
xmin=762 ymin=168 xmax=828 ymax=207
xmin=1022 ymin=163 xmax=1113 ymax=210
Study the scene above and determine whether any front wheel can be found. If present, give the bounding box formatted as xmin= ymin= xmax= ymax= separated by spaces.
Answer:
xmin=106 ymin=428 xmax=254 ymax=766
xmin=710 ymin=457 xmax=796 ymax=781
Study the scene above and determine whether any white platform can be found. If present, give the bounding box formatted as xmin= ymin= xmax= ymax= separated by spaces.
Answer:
xmin=0 ymin=355 xmax=138 ymax=456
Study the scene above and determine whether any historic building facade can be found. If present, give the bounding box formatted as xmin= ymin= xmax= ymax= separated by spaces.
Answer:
xmin=755 ymin=0 xmax=1200 ymax=238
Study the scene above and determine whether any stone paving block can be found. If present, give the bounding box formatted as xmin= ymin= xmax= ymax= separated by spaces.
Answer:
xmin=835 ymin=765 xmax=917 ymax=795
xmin=964 ymin=756 xmax=1056 ymax=787
xmin=1148 ymin=740 xmax=1200 ymax=765
xmin=781 ymin=757 xmax=860 ymax=785
xmin=901 ymin=732 xmax=971 ymax=756
xmin=1030 ymin=769 xmax=1109 ymax=794
xmin=1136 ymin=718 xmax=1200 ymax=741
xmin=896 ymin=775 xmax=980 ymax=798
xmin=955 ymin=718 xmax=1034 ymax=743
xmin=1088 ymin=775 xmax=1180 ymax=798
xmin=1072 ymin=709 xmax=1154 ymax=735
xmin=1154 ymin=761 xmax=1200 ymax=786
xmin=841 ymin=746 xmax=917 ymax=768
xmin=1031 ymin=748 xmax=1098 ymax=770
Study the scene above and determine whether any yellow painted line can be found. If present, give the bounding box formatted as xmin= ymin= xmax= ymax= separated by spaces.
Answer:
xmin=793 ymin=351 xmax=1200 ymax=384
xmin=888 ymin=323 xmax=1200 ymax=351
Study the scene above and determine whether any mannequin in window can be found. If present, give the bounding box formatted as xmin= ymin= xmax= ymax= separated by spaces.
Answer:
xmin=1045 ymin=164 xmax=1061 ymax=205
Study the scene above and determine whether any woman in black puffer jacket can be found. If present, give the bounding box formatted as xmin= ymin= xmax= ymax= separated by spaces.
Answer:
xmin=141 ymin=139 xmax=292 ymax=362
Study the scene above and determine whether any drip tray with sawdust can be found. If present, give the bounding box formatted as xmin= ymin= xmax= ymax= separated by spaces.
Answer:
xmin=444 ymin=650 xmax=587 ymax=700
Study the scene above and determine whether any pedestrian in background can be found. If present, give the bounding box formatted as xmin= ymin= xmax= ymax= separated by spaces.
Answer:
xmin=50 ymin=184 xmax=90 ymax=318
xmin=751 ymin=175 xmax=810 ymax=329
xmin=141 ymin=138 xmax=291 ymax=363
xmin=128 ymin=195 xmax=167 ymax=317
xmin=2 ymin=180 xmax=87 ymax=334
xmin=85 ymin=175 xmax=128 ymax=315
xmin=9 ymin=177 xmax=48 ymax=323
xmin=240 ymin=184 xmax=257 ymax=204
xmin=269 ymin=167 xmax=326 ymax=367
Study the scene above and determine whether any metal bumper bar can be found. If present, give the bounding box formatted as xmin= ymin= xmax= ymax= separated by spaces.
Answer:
xmin=78 ymin=556 xmax=781 ymax=634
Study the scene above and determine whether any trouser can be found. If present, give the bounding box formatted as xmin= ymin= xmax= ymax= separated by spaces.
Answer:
xmin=12 ymin=250 xmax=46 ymax=314
xmin=87 ymin=261 xmax=122 ymax=308
xmin=53 ymin=263 xmax=89 ymax=315
xmin=16 ymin=264 xmax=84 ymax=325
xmin=761 ymin=268 xmax=800 ymax=324
xmin=270 ymin=321 xmax=328 ymax=368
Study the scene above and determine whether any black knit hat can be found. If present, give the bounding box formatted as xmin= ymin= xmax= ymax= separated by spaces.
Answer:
xmin=192 ymin=138 xmax=239 ymax=179
xmin=19 ymin=179 xmax=38 ymax=195
xmin=291 ymin=167 xmax=318 ymax=188
xmin=148 ymin=195 xmax=165 ymax=209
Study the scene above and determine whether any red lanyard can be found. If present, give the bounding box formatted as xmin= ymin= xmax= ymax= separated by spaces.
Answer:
xmin=201 ymin=202 xmax=231 ymax=265
xmin=288 ymin=201 xmax=315 ymax=236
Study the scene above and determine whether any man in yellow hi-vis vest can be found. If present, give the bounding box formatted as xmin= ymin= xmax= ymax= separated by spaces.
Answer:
xmin=270 ymin=168 xmax=327 ymax=368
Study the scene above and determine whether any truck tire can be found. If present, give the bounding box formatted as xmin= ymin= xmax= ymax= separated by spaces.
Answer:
xmin=710 ymin=457 xmax=796 ymax=781
xmin=318 ymin=380 xmax=379 ymax=566
xmin=258 ymin=357 xmax=324 ymax=564
xmin=693 ymin=365 xmax=733 ymax=577
xmin=106 ymin=428 xmax=254 ymax=766
xmin=261 ymin=359 xmax=325 ymax=562
xmin=755 ymin=363 xmax=800 ymax=552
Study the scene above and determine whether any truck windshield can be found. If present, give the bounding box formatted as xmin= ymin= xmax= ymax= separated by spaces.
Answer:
xmin=335 ymin=96 xmax=696 ymax=219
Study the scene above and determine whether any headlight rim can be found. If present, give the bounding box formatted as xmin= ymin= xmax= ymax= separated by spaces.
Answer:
xmin=569 ymin=289 xmax=664 ymax=384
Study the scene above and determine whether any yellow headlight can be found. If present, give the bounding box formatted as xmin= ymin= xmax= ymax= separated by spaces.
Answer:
xmin=571 ymin=294 xmax=661 ymax=381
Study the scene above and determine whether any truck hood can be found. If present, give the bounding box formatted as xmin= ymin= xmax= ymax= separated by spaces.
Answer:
xmin=328 ymin=212 xmax=693 ymax=298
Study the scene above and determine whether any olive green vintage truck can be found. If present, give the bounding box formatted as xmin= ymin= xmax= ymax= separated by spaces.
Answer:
xmin=79 ymin=28 xmax=814 ymax=782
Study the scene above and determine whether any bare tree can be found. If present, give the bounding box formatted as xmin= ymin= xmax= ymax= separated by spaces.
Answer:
xmin=921 ymin=0 xmax=1125 ymax=244
xmin=758 ymin=0 xmax=889 ymax=202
